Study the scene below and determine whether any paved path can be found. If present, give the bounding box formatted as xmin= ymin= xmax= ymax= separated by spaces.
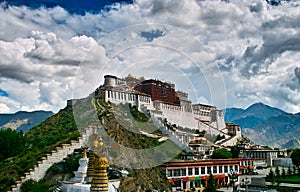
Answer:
xmin=219 ymin=167 xmax=300 ymax=191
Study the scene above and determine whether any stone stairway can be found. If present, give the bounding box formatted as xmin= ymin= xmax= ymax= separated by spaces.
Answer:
xmin=10 ymin=126 xmax=95 ymax=192
xmin=140 ymin=105 xmax=194 ymax=153
xmin=197 ymin=120 xmax=229 ymax=136
xmin=215 ymin=134 xmax=240 ymax=147
xmin=53 ymin=181 xmax=63 ymax=192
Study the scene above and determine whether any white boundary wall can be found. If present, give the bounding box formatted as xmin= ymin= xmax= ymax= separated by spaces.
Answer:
xmin=10 ymin=127 xmax=94 ymax=192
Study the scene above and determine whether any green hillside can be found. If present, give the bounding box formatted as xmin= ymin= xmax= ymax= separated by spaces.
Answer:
xmin=0 ymin=105 xmax=79 ymax=191
xmin=0 ymin=96 xmax=180 ymax=191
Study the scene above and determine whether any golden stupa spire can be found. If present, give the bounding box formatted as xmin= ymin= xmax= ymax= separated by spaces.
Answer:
xmin=87 ymin=151 xmax=95 ymax=178
xmin=90 ymin=156 xmax=109 ymax=192
xmin=89 ymin=136 xmax=109 ymax=192
xmin=87 ymin=129 xmax=100 ymax=178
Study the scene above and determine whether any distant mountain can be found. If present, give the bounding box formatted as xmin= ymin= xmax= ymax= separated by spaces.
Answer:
xmin=223 ymin=107 xmax=244 ymax=122
xmin=0 ymin=110 xmax=54 ymax=132
xmin=242 ymin=113 xmax=300 ymax=148
xmin=224 ymin=103 xmax=300 ymax=148
xmin=224 ymin=102 xmax=286 ymax=128
xmin=281 ymin=139 xmax=300 ymax=149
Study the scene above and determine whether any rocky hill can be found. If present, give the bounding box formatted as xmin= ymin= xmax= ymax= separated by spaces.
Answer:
xmin=0 ymin=110 xmax=54 ymax=132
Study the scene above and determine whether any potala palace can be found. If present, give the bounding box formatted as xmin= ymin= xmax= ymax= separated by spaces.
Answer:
xmin=96 ymin=74 xmax=242 ymax=148
xmin=10 ymin=74 xmax=293 ymax=192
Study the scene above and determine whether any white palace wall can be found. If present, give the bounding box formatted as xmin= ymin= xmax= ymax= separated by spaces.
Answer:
xmin=153 ymin=101 xmax=199 ymax=129
xmin=103 ymin=89 xmax=227 ymax=132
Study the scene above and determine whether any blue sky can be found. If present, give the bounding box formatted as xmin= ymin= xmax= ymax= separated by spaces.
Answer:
xmin=0 ymin=89 xmax=8 ymax=97
xmin=0 ymin=0 xmax=300 ymax=113
xmin=1 ymin=0 xmax=133 ymax=12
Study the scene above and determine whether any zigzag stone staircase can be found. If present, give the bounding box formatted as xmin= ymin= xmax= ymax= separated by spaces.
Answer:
xmin=197 ymin=120 xmax=229 ymax=136
xmin=10 ymin=127 xmax=95 ymax=192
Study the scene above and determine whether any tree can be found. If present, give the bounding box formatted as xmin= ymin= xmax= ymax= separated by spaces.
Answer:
xmin=0 ymin=128 xmax=27 ymax=160
xmin=291 ymin=149 xmax=300 ymax=168
xmin=211 ymin=148 xmax=232 ymax=159
xmin=61 ymin=154 xmax=81 ymax=174
xmin=275 ymin=166 xmax=280 ymax=178
xmin=21 ymin=179 xmax=50 ymax=192
xmin=204 ymin=173 xmax=217 ymax=192
xmin=287 ymin=166 xmax=292 ymax=177
xmin=281 ymin=168 xmax=286 ymax=178
xmin=230 ymin=146 xmax=240 ymax=158
xmin=267 ymin=168 xmax=275 ymax=185
xmin=293 ymin=166 xmax=297 ymax=176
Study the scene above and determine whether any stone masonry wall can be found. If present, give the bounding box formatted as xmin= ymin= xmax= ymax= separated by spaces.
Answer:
xmin=10 ymin=127 xmax=94 ymax=192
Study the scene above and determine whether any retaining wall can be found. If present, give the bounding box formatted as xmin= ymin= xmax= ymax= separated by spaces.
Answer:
xmin=10 ymin=127 xmax=94 ymax=192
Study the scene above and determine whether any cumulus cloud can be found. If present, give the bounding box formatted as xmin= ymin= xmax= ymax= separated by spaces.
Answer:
xmin=294 ymin=67 xmax=300 ymax=85
xmin=0 ymin=30 xmax=108 ymax=112
xmin=1 ymin=0 xmax=300 ymax=113
xmin=0 ymin=103 xmax=10 ymax=113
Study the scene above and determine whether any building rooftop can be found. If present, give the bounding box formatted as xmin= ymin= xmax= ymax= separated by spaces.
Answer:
xmin=163 ymin=158 xmax=265 ymax=167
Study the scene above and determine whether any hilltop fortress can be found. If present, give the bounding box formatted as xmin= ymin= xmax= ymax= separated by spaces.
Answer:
xmin=96 ymin=74 xmax=241 ymax=147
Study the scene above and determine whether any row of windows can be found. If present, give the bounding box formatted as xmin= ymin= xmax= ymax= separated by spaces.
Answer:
xmin=139 ymin=95 xmax=151 ymax=103
xmin=107 ymin=91 xmax=151 ymax=103
xmin=167 ymin=165 xmax=239 ymax=177
xmin=160 ymin=104 xmax=183 ymax=111
xmin=194 ymin=111 xmax=211 ymax=116
xmin=107 ymin=91 xmax=135 ymax=101
xmin=239 ymin=161 xmax=254 ymax=166
xmin=193 ymin=106 xmax=215 ymax=111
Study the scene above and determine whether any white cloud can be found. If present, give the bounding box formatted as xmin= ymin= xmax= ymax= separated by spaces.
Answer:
xmin=0 ymin=103 xmax=10 ymax=113
xmin=0 ymin=30 xmax=108 ymax=112
xmin=1 ymin=0 xmax=300 ymax=113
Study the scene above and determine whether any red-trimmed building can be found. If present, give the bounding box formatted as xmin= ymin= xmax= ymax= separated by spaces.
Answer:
xmin=162 ymin=158 xmax=264 ymax=191
xmin=134 ymin=79 xmax=178 ymax=105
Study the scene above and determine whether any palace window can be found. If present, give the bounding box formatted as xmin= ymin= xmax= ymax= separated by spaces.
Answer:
xmin=174 ymin=169 xmax=180 ymax=176
xmin=224 ymin=166 xmax=228 ymax=173
xmin=201 ymin=167 xmax=206 ymax=175
xmin=219 ymin=166 xmax=223 ymax=173
xmin=188 ymin=168 xmax=193 ymax=176
xmin=207 ymin=167 xmax=212 ymax=174
xmin=195 ymin=167 xmax=199 ymax=175
xmin=213 ymin=166 xmax=218 ymax=173
xmin=181 ymin=168 xmax=186 ymax=176
xmin=235 ymin=165 xmax=238 ymax=172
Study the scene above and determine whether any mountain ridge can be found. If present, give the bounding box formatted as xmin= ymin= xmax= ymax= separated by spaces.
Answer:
xmin=224 ymin=102 xmax=286 ymax=128
xmin=0 ymin=110 xmax=54 ymax=132
xmin=224 ymin=102 xmax=300 ymax=148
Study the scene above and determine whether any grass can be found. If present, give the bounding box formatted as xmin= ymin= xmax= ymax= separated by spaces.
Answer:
xmin=276 ymin=176 xmax=300 ymax=184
